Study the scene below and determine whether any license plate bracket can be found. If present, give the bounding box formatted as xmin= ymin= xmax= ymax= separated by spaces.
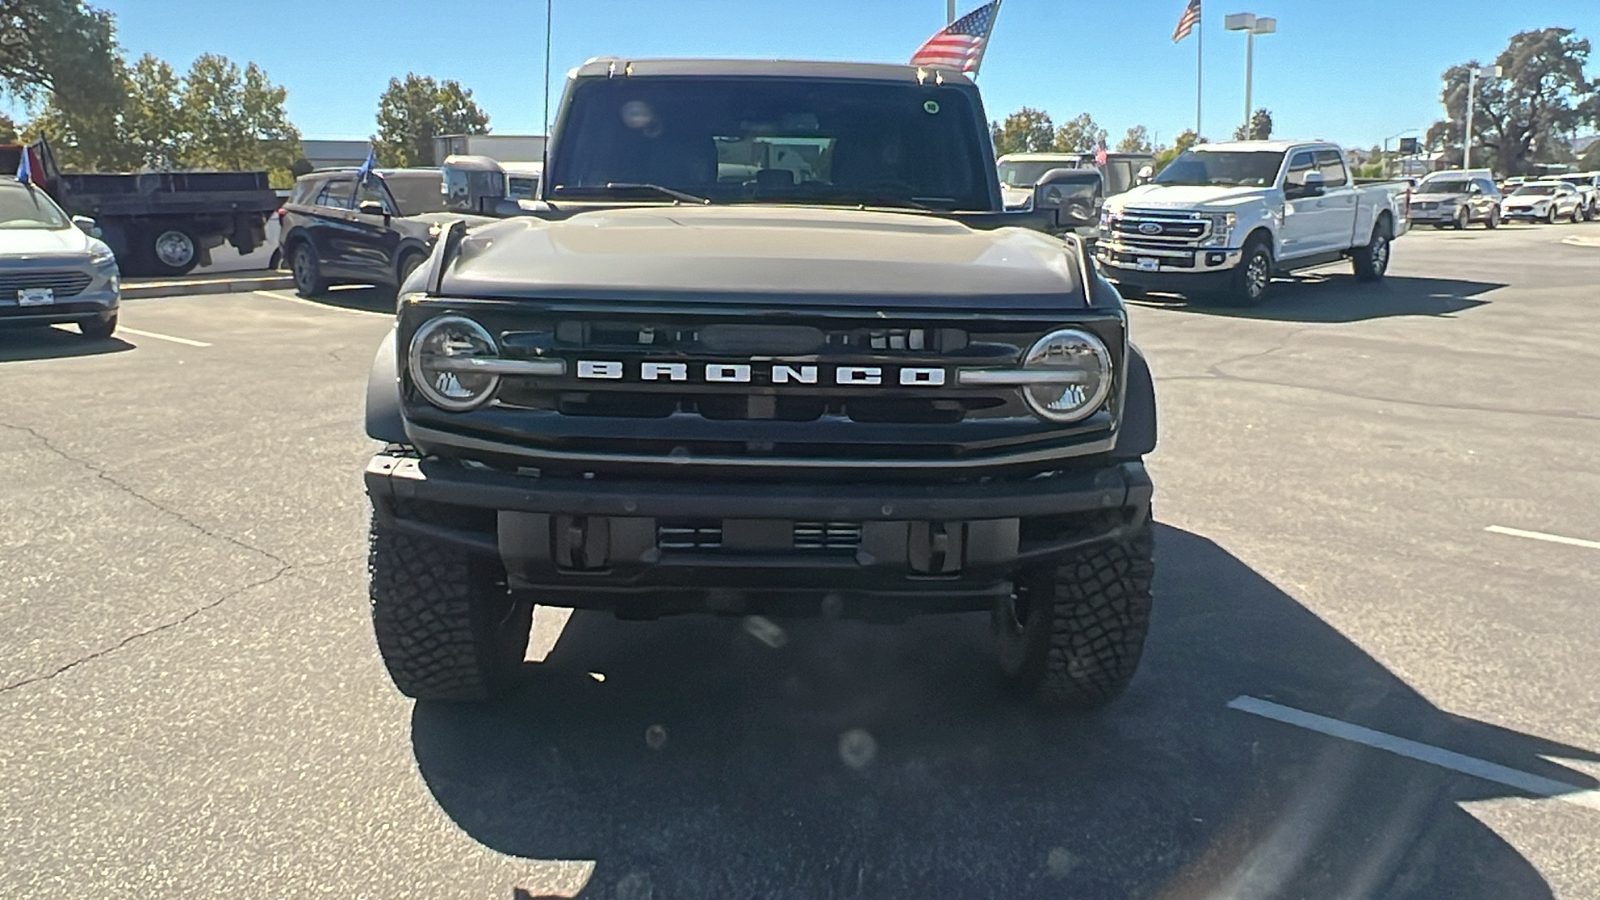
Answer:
xmin=1135 ymin=257 xmax=1160 ymax=272
xmin=18 ymin=288 xmax=54 ymax=306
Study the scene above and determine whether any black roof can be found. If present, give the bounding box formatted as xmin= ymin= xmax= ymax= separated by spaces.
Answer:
xmin=571 ymin=57 xmax=976 ymax=86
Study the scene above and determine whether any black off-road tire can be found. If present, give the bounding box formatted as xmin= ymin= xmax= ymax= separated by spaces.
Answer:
xmin=1352 ymin=215 xmax=1393 ymax=282
xmin=994 ymin=519 xmax=1155 ymax=710
xmin=369 ymin=516 xmax=533 ymax=702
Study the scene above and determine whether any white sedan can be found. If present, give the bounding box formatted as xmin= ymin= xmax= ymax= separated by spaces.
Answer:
xmin=1500 ymin=181 xmax=1586 ymax=224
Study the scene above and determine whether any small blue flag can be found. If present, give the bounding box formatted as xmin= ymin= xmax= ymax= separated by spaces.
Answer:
xmin=355 ymin=146 xmax=377 ymax=182
xmin=15 ymin=148 xmax=32 ymax=185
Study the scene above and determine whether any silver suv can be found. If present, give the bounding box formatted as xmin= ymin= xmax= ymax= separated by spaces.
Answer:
xmin=1410 ymin=172 xmax=1501 ymax=230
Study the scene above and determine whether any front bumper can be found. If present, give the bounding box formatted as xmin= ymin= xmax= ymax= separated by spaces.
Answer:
xmin=0 ymin=270 xmax=119 ymax=330
xmin=1097 ymin=240 xmax=1241 ymax=276
xmin=365 ymin=451 xmax=1153 ymax=616
xmin=1500 ymin=207 xmax=1549 ymax=220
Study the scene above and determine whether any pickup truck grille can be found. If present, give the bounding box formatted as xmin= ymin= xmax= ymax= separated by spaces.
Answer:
xmin=0 ymin=271 xmax=94 ymax=298
xmin=1102 ymin=209 xmax=1211 ymax=250
xmin=401 ymin=304 xmax=1123 ymax=477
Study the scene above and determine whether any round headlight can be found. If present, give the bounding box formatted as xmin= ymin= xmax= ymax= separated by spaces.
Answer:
xmin=1021 ymin=328 xmax=1113 ymax=423
xmin=407 ymin=315 xmax=501 ymax=411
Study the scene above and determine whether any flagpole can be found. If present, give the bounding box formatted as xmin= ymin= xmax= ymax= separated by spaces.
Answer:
xmin=1196 ymin=3 xmax=1204 ymax=138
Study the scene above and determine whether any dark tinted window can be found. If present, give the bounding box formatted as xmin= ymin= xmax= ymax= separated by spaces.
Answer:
xmin=314 ymin=178 xmax=354 ymax=209
xmin=549 ymin=77 xmax=993 ymax=210
xmin=382 ymin=172 xmax=447 ymax=215
xmin=1314 ymin=149 xmax=1349 ymax=187
xmin=1157 ymin=150 xmax=1287 ymax=187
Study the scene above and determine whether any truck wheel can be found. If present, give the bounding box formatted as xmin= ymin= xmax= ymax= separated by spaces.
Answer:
xmin=1222 ymin=237 xmax=1273 ymax=306
xmin=145 ymin=227 xmax=200 ymax=276
xmin=78 ymin=312 xmax=117 ymax=340
xmin=1352 ymin=218 xmax=1392 ymax=282
xmin=369 ymin=516 xmax=533 ymax=702
xmin=993 ymin=519 xmax=1154 ymax=710
xmin=290 ymin=242 xmax=328 ymax=298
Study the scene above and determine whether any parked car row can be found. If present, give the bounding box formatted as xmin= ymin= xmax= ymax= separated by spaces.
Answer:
xmin=1411 ymin=169 xmax=1597 ymax=230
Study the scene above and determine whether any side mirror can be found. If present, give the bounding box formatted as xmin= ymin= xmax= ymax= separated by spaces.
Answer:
xmin=358 ymin=200 xmax=388 ymax=218
xmin=1289 ymin=170 xmax=1326 ymax=198
xmin=72 ymin=215 xmax=101 ymax=238
xmin=1032 ymin=168 xmax=1100 ymax=229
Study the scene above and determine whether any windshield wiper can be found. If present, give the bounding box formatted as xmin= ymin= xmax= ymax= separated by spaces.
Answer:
xmin=551 ymin=183 xmax=712 ymax=205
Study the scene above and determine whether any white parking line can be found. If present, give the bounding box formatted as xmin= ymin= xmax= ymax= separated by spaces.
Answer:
xmin=1228 ymin=696 xmax=1600 ymax=810
xmin=256 ymin=289 xmax=387 ymax=315
xmin=117 ymin=326 xmax=211 ymax=348
xmin=1485 ymin=525 xmax=1600 ymax=551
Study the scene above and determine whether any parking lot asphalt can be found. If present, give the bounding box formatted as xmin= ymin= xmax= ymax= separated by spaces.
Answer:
xmin=2 ymin=221 xmax=1598 ymax=898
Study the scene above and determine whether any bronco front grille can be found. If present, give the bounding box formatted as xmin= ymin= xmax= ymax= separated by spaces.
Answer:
xmin=0 ymin=271 xmax=94 ymax=298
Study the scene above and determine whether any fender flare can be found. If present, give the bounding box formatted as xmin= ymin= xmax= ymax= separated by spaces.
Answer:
xmin=1113 ymin=343 xmax=1157 ymax=460
xmin=365 ymin=327 xmax=407 ymax=443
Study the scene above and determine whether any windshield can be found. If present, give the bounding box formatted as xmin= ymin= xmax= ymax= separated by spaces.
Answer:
xmin=548 ymin=77 xmax=992 ymax=211
xmin=998 ymin=160 xmax=1080 ymax=188
xmin=1513 ymin=185 xmax=1558 ymax=196
xmin=1153 ymin=150 xmax=1285 ymax=187
xmin=1419 ymin=180 xmax=1470 ymax=194
xmin=0 ymin=186 xmax=71 ymax=229
xmin=383 ymin=173 xmax=448 ymax=215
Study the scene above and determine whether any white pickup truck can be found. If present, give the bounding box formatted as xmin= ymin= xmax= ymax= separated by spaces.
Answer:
xmin=1095 ymin=140 xmax=1410 ymax=305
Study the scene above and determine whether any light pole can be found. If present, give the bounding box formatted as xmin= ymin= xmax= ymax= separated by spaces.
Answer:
xmin=948 ymin=0 xmax=956 ymax=22
xmin=1383 ymin=129 xmax=1417 ymax=177
xmin=1463 ymin=64 xmax=1501 ymax=171
xmin=1225 ymin=13 xmax=1276 ymax=138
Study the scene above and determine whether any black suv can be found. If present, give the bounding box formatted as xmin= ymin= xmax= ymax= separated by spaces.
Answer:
xmin=279 ymin=168 xmax=475 ymax=297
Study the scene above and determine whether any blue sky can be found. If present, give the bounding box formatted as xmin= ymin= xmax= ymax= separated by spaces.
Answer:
xmin=16 ymin=0 xmax=1600 ymax=149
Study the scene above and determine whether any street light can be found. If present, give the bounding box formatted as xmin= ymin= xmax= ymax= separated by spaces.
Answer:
xmin=1384 ymin=129 xmax=1418 ymax=177
xmin=1225 ymin=13 xmax=1276 ymax=139
xmin=1463 ymin=64 xmax=1501 ymax=171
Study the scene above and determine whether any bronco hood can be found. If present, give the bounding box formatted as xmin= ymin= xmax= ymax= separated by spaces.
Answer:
xmin=436 ymin=206 xmax=1087 ymax=311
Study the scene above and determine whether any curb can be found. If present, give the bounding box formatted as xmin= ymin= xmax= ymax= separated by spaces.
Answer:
xmin=123 ymin=271 xmax=293 ymax=300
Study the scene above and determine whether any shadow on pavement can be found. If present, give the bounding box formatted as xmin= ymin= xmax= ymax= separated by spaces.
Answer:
xmin=1128 ymin=275 xmax=1502 ymax=324
xmin=299 ymin=284 xmax=396 ymax=315
xmin=411 ymin=525 xmax=1596 ymax=899
xmin=0 ymin=326 xmax=134 ymax=362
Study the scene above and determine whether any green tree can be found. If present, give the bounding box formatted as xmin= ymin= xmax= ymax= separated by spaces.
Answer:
xmin=25 ymin=51 xmax=301 ymax=183
xmin=1053 ymin=112 xmax=1107 ymax=154
xmin=373 ymin=74 xmax=491 ymax=167
xmin=0 ymin=0 xmax=123 ymax=143
xmin=179 ymin=54 xmax=300 ymax=180
xmin=1116 ymin=125 xmax=1152 ymax=154
xmin=0 ymin=113 xmax=16 ymax=143
xmin=1432 ymin=29 xmax=1599 ymax=175
xmin=1154 ymin=129 xmax=1200 ymax=170
xmin=990 ymin=107 xmax=1054 ymax=156
xmin=1232 ymin=108 xmax=1273 ymax=141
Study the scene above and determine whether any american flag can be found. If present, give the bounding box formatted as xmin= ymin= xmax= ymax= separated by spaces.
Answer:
xmin=911 ymin=2 xmax=1002 ymax=74
xmin=1172 ymin=0 xmax=1201 ymax=43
